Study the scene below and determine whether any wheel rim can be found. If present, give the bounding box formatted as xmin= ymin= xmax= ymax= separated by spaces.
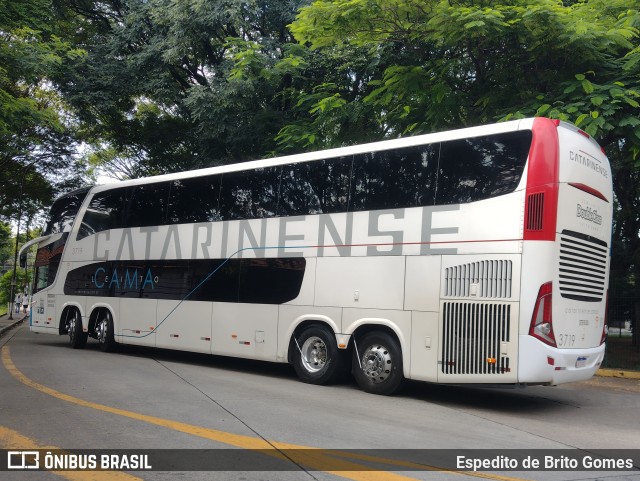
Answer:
xmin=360 ymin=344 xmax=393 ymax=383
xmin=300 ymin=336 xmax=327 ymax=373
xmin=68 ymin=316 xmax=76 ymax=341
xmin=96 ymin=318 xmax=107 ymax=344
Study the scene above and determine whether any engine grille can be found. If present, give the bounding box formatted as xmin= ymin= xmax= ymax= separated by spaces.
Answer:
xmin=559 ymin=230 xmax=608 ymax=302
xmin=441 ymin=302 xmax=511 ymax=375
xmin=444 ymin=260 xmax=513 ymax=298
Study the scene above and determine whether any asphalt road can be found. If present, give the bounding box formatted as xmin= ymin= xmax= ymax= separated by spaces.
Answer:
xmin=1 ymin=324 xmax=639 ymax=481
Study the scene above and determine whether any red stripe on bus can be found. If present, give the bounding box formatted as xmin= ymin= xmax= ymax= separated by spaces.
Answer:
xmin=524 ymin=118 xmax=559 ymax=241
xmin=304 ymin=238 xmax=525 ymax=249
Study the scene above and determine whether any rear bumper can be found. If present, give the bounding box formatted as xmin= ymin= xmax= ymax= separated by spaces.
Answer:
xmin=518 ymin=335 xmax=605 ymax=385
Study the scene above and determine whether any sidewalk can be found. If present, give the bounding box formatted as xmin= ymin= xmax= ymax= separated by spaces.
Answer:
xmin=0 ymin=311 xmax=27 ymax=336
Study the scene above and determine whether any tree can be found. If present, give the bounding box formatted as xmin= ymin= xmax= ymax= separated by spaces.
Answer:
xmin=0 ymin=0 xmax=89 ymax=223
xmin=0 ymin=268 xmax=32 ymax=309
xmin=56 ymin=0 xmax=310 ymax=178
xmin=0 ymin=223 xmax=11 ymax=269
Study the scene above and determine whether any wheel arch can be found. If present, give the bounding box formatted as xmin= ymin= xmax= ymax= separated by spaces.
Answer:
xmin=349 ymin=320 xmax=409 ymax=378
xmin=58 ymin=303 xmax=85 ymax=335
xmin=286 ymin=316 xmax=340 ymax=364
xmin=87 ymin=305 xmax=116 ymax=334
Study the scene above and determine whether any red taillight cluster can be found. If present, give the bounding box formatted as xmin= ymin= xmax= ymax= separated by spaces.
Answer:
xmin=529 ymin=282 xmax=556 ymax=347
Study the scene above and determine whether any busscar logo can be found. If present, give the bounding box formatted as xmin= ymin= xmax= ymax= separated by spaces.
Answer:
xmin=7 ymin=451 xmax=39 ymax=469
xmin=576 ymin=204 xmax=602 ymax=225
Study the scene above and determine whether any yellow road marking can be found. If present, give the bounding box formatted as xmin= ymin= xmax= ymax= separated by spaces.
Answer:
xmin=0 ymin=425 xmax=143 ymax=481
xmin=2 ymin=346 xmax=533 ymax=481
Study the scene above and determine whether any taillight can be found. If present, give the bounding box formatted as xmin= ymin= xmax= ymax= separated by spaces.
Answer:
xmin=529 ymin=282 xmax=556 ymax=347
xmin=601 ymin=290 xmax=609 ymax=345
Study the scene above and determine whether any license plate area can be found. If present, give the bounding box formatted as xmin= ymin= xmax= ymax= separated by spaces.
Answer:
xmin=575 ymin=356 xmax=588 ymax=368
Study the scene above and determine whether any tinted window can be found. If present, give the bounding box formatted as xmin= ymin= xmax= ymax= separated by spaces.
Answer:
xmin=33 ymin=234 xmax=68 ymax=293
xmin=44 ymin=188 xmax=90 ymax=235
xmin=279 ymin=157 xmax=351 ymax=216
xmin=435 ymin=131 xmax=531 ymax=204
xmin=350 ymin=145 xmax=439 ymax=211
xmin=77 ymin=187 xmax=130 ymax=239
xmin=219 ymin=167 xmax=281 ymax=220
xmin=125 ymin=183 xmax=170 ymax=228
xmin=167 ymin=176 xmax=222 ymax=224
xmin=64 ymin=258 xmax=305 ymax=304
xmin=196 ymin=259 xmax=241 ymax=302
xmin=239 ymin=258 xmax=305 ymax=303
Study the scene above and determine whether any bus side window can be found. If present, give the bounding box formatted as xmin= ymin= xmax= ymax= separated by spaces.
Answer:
xmin=125 ymin=183 xmax=171 ymax=228
xmin=435 ymin=131 xmax=531 ymax=205
xmin=279 ymin=157 xmax=351 ymax=216
xmin=279 ymin=162 xmax=322 ymax=216
xmin=189 ymin=259 xmax=240 ymax=302
xmin=167 ymin=176 xmax=222 ymax=224
xmin=219 ymin=167 xmax=281 ymax=220
xmin=350 ymin=145 xmax=439 ymax=212
xmin=77 ymin=187 xmax=130 ymax=240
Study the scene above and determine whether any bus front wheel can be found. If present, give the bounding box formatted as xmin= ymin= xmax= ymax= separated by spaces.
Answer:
xmin=293 ymin=325 xmax=345 ymax=385
xmin=352 ymin=331 xmax=404 ymax=395
xmin=67 ymin=309 xmax=88 ymax=349
xmin=95 ymin=310 xmax=116 ymax=353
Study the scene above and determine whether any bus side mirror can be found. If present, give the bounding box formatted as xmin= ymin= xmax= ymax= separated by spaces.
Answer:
xmin=19 ymin=252 xmax=27 ymax=268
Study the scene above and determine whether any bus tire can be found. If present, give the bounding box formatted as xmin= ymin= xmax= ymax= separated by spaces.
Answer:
xmin=67 ymin=309 xmax=88 ymax=349
xmin=293 ymin=325 xmax=345 ymax=385
xmin=352 ymin=331 xmax=404 ymax=395
xmin=96 ymin=310 xmax=116 ymax=353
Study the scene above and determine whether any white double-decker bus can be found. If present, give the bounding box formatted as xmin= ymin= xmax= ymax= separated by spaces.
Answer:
xmin=23 ymin=117 xmax=612 ymax=395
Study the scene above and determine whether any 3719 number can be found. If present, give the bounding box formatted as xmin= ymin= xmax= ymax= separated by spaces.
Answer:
xmin=557 ymin=333 xmax=576 ymax=347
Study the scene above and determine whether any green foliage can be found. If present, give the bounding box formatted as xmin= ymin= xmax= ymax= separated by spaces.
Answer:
xmin=0 ymin=0 xmax=84 ymax=141
xmin=0 ymin=269 xmax=32 ymax=308
xmin=0 ymin=223 xmax=11 ymax=267
xmin=288 ymin=0 xmax=640 ymax=138
xmin=57 ymin=0 xmax=309 ymax=176
xmin=0 ymin=0 xmax=89 ymax=224
xmin=285 ymin=0 xmax=640 ymax=292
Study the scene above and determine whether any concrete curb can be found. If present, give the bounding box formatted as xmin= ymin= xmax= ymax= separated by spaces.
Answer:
xmin=0 ymin=317 xmax=26 ymax=336
xmin=596 ymin=368 xmax=640 ymax=380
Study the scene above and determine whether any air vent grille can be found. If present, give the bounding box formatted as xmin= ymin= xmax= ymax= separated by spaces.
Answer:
xmin=559 ymin=230 xmax=608 ymax=302
xmin=445 ymin=260 xmax=512 ymax=298
xmin=442 ymin=302 xmax=511 ymax=375
xmin=527 ymin=192 xmax=544 ymax=230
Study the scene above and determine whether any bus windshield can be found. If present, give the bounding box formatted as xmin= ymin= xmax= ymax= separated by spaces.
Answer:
xmin=43 ymin=187 xmax=90 ymax=236
xmin=35 ymin=188 xmax=90 ymax=293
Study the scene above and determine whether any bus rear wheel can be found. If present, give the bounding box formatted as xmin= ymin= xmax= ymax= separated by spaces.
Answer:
xmin=293 ymin=325 xmax=345 ymax=385
xmin=95 ymin=310 xmax=116 ymax=353
xmin=352 ymin=331 xmax=404 ymax=395
xmin=67 ymin=309 xmax=88 ymax=349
